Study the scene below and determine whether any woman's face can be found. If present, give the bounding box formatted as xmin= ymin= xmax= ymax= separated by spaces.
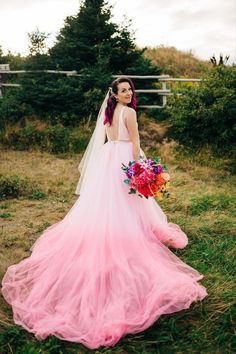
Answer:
xmin=115 ymin=81 xmax=133 ymax=105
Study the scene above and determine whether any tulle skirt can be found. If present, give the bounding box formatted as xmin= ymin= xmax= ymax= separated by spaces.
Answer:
xmin=1 ymin=141 xmax=207 ymax=349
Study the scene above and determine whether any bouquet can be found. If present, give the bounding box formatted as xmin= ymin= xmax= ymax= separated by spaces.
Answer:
xmin=121 ymin=156 xmax=170 ymax=199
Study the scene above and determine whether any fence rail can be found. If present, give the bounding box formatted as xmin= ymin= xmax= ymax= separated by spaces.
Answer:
xmin=0 ymin=68 xmax=202 ymax=107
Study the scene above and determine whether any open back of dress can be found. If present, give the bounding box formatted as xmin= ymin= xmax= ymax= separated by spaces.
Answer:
xmin=105 ymin=106 xmax=131 ymax=142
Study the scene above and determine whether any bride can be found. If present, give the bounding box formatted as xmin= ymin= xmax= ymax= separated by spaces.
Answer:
xmin=1 ymin=77 xmax=207 ymax=349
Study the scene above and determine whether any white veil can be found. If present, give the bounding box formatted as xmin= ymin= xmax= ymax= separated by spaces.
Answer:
xmin=75 ymin=90 xmax=110 ymax=196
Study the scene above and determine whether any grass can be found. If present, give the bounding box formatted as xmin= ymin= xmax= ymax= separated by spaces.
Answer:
xmin=0 ymin=142 xmax=235 ymax=354
xmin=143 ymin=45 xmax=211 ymax=77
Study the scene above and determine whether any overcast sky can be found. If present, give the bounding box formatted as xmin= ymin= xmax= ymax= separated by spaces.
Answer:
xmin=0 ymin=0 xmax=235 ymax=63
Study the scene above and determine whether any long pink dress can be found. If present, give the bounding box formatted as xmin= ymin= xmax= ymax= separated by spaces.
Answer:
xmin=1 ymin=106 xmax=207 ymax=349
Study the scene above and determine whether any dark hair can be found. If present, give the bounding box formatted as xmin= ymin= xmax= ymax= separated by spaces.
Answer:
xmin=104 ymin=76 xmax=137 ymax=125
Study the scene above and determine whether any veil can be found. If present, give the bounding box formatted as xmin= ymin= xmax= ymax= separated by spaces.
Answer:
xmin=75 ymin=90 xmax=109 ymax=195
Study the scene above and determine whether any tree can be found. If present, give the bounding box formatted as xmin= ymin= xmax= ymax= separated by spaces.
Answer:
xmin=0 ymin=46 xmax=26 ymax=69
xmin=50 ymin=0 xmax=114 ymax=70
xmin=50 ymin=0 xmax=159 ymax=75
xmin=210 ymin=54 xmax=230 ymax=67
xmin=49 ymin=0 xmax=161 ymax=110
xmin=28 ymin=28 xmax=49 ymax=56
xmin=0 ymin=46 xmax=4 ymax=60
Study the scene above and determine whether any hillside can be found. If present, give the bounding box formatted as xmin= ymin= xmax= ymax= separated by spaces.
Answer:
xmin=143 ymin=45 xmax=212 ymax=78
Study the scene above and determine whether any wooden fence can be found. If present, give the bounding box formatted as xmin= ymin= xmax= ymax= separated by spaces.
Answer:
xmin=0 ymin=66 xmax=202 ymax=108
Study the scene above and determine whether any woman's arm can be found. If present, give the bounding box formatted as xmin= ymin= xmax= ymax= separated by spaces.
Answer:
xmin=125 ymin=108 xmax=140 ymax=160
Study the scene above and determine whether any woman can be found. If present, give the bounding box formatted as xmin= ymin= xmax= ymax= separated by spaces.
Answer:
xmin=1 ymin=77 xmax=207 ymax=349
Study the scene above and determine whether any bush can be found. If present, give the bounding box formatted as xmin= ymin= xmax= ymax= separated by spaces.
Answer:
xmin=29 ymin=189 xmax=46 ymax=200
xmin=0 ymin=175 xmax=45 ymax=200
xmin=4 ymin=122 xmax=45 ymax=150
xmin=0 ymin=175 xmax=28 ymax=199
xmin=168 ymin=65 xmax=236 ymax=155
xmin=0 ymin=91 xmax=27 ymax=129
xmin=0 ymin=121 xmax=92 ymax=154
xmin=45 ymin=124 xmax=71 ymax=153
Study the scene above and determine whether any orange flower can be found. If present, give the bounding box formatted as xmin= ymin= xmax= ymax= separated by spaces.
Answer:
xmin=155 ymin=174 xmax=165 ymax=186
xmin=161 ymin=172 xmax=171 ymax=182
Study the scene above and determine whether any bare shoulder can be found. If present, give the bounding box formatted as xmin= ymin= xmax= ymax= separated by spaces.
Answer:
xmin=123 ymin=106 xmax=137 ymax=121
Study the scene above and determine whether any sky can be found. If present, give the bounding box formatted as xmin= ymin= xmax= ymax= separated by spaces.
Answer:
xmin=0 ymin=0 xmax=235 ymax=64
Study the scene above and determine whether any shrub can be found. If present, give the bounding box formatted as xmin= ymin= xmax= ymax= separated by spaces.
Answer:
xmin=0 ymin=212 xmax=11 ymax=218
xmin=4 ymin=122 xmax=45 ymax=150
xmin=0 ymin=91 xmax=27 ymax=129
xmin=0 ymin=122 xmax=91 ymax=154
xmin=0 ymin=175 xmax=45 ymax=200
xmin=29 ymin=189 xmax=46 ymax=200
xmin=0 ymin=175 xmax=28 ymax=199
xmin=168 ymin=65 xmax=236 ymax=155
xmin=45 ymin=124 xmax=71 ymax=153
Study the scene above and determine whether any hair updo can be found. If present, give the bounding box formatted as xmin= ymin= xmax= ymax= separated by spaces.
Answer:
xmin=104 ymin=77 xmax=137 ymax=126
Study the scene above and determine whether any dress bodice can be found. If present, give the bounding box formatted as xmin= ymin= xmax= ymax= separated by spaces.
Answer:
xmin=105 ymin=106 xmax=131 ymax=142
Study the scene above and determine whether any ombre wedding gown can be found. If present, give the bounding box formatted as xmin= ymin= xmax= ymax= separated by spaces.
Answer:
xmin=1 ymin=106 xmax=207 ymax=349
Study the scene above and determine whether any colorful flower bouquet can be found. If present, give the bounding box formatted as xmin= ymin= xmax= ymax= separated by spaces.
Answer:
xmin=121 ymin=156 xmax=170 ymax=199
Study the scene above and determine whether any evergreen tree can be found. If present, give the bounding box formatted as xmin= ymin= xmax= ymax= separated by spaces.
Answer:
xmin=50 ymin=0 xmax=159 ymax=75
xmin=50 ymin=0 xmax=114 ymax=70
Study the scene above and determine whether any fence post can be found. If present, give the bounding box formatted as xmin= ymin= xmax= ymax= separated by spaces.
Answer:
xmin=0 ymin=64 xmax=10 ymax=98
xmin=0 ymin=74 xmax=2 ymax=98
xmin=162 ymin=81 xmax=167 ymax=106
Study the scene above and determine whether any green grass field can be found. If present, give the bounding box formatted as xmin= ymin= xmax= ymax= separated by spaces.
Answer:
xmin=0 ymin=142 xmax=235 ymax=354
